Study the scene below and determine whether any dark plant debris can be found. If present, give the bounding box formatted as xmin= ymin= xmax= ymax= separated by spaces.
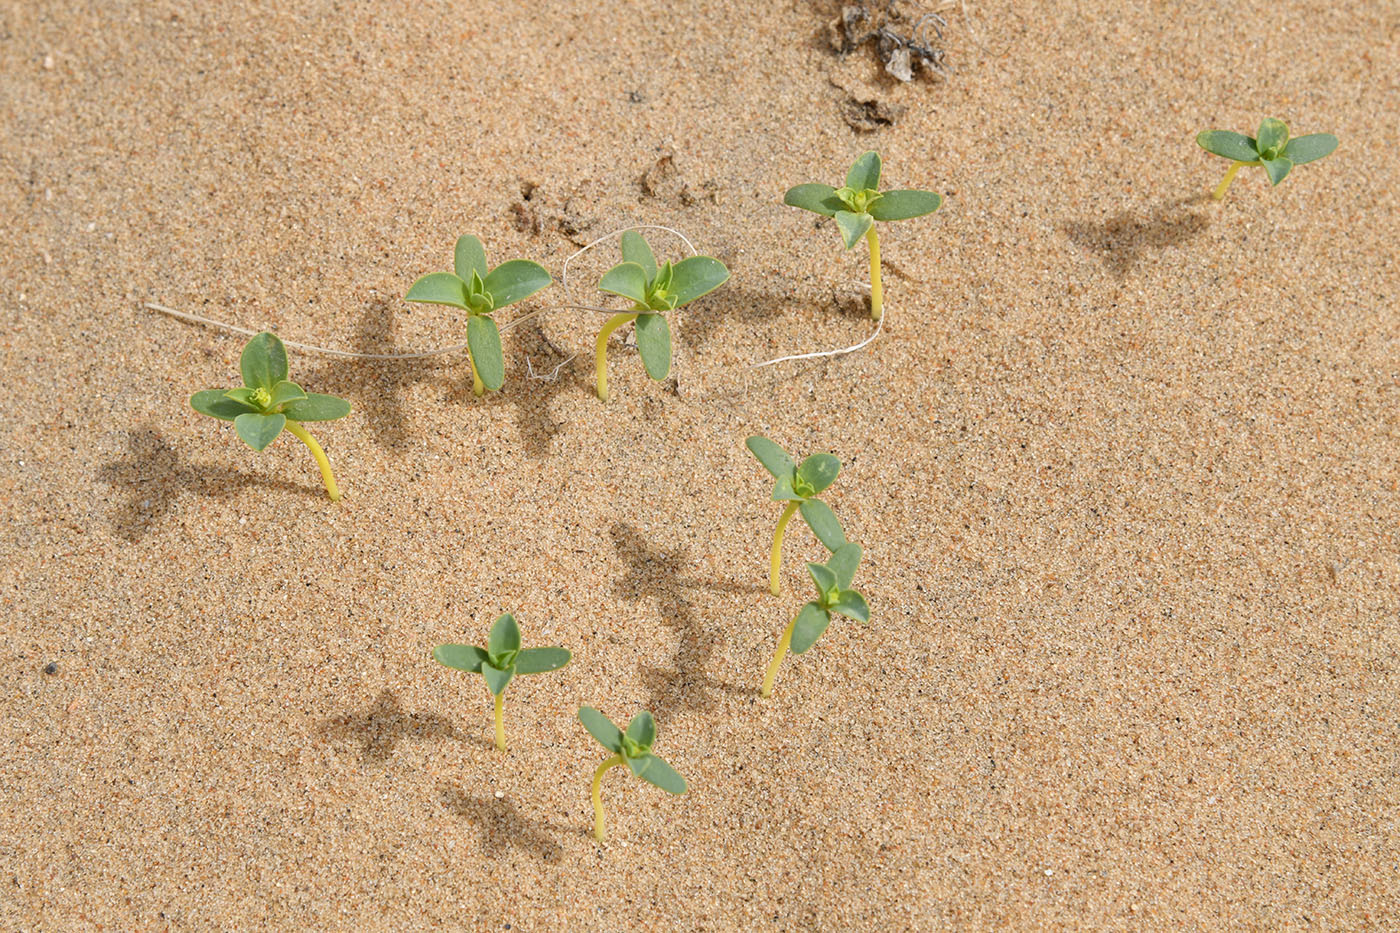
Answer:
xmin=829 ymin=2 xmax=952 ymax=84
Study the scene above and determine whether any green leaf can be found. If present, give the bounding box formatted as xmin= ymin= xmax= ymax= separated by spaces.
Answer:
xmin=772 ymin=475 xmax=804 ymax=502
xmin=578 ymin=706 xmax=623 ymax=753
xmin=488 ymin=613 xmax=521 ymax=658
xmin=233 ymin=412 xmax=286 ymax=451
xmin=240 ymin=332 xmax=289 ymax=392
xmin=467 ymin=315 xmax=505 ymax=392
xmin=599 ymin=262 xmax=649 ymax=304
xmin=620 ymin=231 xmax=657 ymax=280
xmin=668 ymin=256 xmax=730 ymax=308
xmin=783 ymin=183 xmax=845 ymax=217
xmin=635 ymin=753 xmax=686 ymax=794
xmin=454 ymin=235 xmax=488 ymax=281
xmin=1255 ymin=118 xmax=1289 ymax=158
xmin=281 ymin=392 xmax=351 ymax=422
xmin=868 ymin=189 xmax=942 ymax=222
xmin=624 ymin=710 xmax=656 ymax=750
xmin=1261 ymin=156 xmax=1294 ymax=186
xmin=405 ymin=272 xmax=470 ymax=308
xmin=482 ymin=259 xmax=552 ymax=308
xmin=826 ymin=541 xmax=863 ymax=590
xmin=480 ymin=661 xmax=515 ymax=696
xmin=799 ymin=499 xmax=846 ymax=551
xmin=830 ymin=589 xmax=870 ymax=624
xmin=224 ymin=387 xmax=261 ymax=408
xmin=789 ymin=602 xmax=832 ymax=655
xmin=807 ymin=562 xmax=838 ymax=596
xmin=845 ymin=151 xmax=882 ymax=191
xmin=514 ymin=646 xmax=571 ymax=675
xmin=634 ymin=313 xmax=672 ymax=380
xmin=1196 ymin=130 xmax=1259 ymax=162
xmin=433 ymin=644 xmax=488 ymax=673
xmin=190 ymin=389 xmax=255 ymax=422
xmin=796 ymin=454 xmax=840 ymax=494
xmin=1283 ymin=133 xmax=1337 ymax=165
xmin=834 ymin=211 xmax=874 ymax=250
xmin=267 ymin=380 xmax=307 ymax=409
xmin=745 ymin=436 xmax=796 ymax=480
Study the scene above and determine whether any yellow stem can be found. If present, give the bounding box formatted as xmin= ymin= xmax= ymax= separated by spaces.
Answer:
xmin=591 ymin=754 xmax=624 ymax=843
xmin=761 ymin=616 xmax=797 ymax=698
xmin=594 ymin=312 xmax=638 ymax=402
xmin=769 ymin=501 xmax=800 ymax=597
xmin=865 ymin=226 xmax=884 ymax=321
xmin=467 ymin=347 xmax=484 ymax=397
xmin=284 ymin=421 xmax=341 ymax=502
xmin=493 ymin=693 xmax=506 ymax=751
xmin=1213 ymin=161 xmax=1247 ymax=201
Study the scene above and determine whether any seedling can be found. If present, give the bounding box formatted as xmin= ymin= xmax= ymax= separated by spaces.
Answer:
xmin=1197 ymin=119 xmax=1338 ymax=201
xmin=404 ymin=235 xmax=553 ymax=395
xmin=761 ymin=542 xmax=870 ymax=698
xmin=578 ymin=706 xmax=686 ymax=843
xmin=746 ymin=435 xmax=847 ymax=596
xmin=433 ymin=613 xmax=571 ymax=751
xmin=783 ymin=150 xmax=941 ymax=321
xmin=593 ymin=230 xmax=729 ymax=401
xmin=189 ymin=331 xmax=351 ymax=501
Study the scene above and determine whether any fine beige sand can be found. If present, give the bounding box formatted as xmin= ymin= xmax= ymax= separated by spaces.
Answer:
xmin=3 ymin=0 xmax=1398 ymax=929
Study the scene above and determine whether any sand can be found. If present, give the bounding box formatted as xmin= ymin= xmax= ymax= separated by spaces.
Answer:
xmin=2 ymin=0 xmax=1398 ymax=928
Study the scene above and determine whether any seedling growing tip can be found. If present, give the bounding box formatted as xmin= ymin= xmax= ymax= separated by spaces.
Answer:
xmin=762 ymin=543 xmax=870 ymax=698
xmin=1197 ymin=119 xmax=1338 ymax=201
xmin=784 ymin=150 xmax=941 ymax=321
xmin=594 ymin=230 xmax=729 ymax=401
xmin=746 ymin=436 xmax=847 ymax=596
xmin=190 ymin=331 xmax=351 ymax=501
xmin=405 ymin=235 xmax=552 ymax=395
xmin=578 ymin=706 xmax=686 ymax=843
xmin=434 ymin=613 xmax=571 ymax=751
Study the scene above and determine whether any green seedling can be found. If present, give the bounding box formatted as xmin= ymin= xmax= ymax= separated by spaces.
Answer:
xmin=190 ymin=331 xmax=351 ymax=501
xmin=594 ymin=230 xmax=729 ymax=401
xmin=746 ymin=435 xmax=847 ymax=597
xmin=784 ymin=150 xmax=941 ymax=321
xmin=762 ymin=542 xmax=870 ymax=698
xmin=1197 ymin=119 xmax=1338 ymax=201
xmin=404 ymin=235 xmax=553 ymax=396
xmin=578 ymin=706 xmax=686 ymax=843
xmin=433 ymin=613 xmax=571 ymax=751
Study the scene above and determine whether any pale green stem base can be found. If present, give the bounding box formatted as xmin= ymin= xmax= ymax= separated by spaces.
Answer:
xmin=769 ymin=501 xmax=800 ymax=597
xmin=493 ymin=693 xmax=506 ymax=751
xmin=865 ymin=226 xmax=884 ymax=321
xmin=594 ymin=312 xmax=638 ymax=402
xmin=284 ymin=421 xmax=341 ymax=502
xmin=761 ymin=617 xmax=797 ymax=698
xmin=1213 ymin=161 xmax=1247 ymax=201
xmin=467 ymin=348 xmax=484 ymax=397
xmin=591 ymin=754 xmax=624 ymax=843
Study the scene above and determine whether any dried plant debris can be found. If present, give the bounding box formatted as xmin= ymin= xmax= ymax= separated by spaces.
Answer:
xmin=841 ymin=97 xmax=907 ymax=132
xmin=829 ymin=2 xmax=951 ymax=83
xmin=507 ymin=181 xmax=599 ymax=246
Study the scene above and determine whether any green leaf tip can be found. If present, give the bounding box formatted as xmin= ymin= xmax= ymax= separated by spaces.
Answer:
xmin=579 ymin=705 xmax=623 ymax=753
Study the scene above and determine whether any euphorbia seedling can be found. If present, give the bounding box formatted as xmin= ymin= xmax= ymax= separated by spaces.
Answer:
xmin=762 ymin=542 xmax=870 ymax=699
xmin=578 ymin=706 xmax=686 ymax=843
xmin=433 ymin=613 xmax=571 ymax=751
xmin=1196 ymin=119 xmax=1338 ymax=201
xmin=593 ymin=230 xmax=729 ymax=401
xmin=404 ymin=235 xmax=553 ymax=396
xmin=783 ymin=150 xmax=941 ymax=321
xmin=746 ymin=435 xmax=847 ymax=597
xmin=189 ymin=331 xmax=351 ymax=501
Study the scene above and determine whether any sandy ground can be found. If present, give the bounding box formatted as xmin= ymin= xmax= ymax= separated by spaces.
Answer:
xmin=2 ymin=0 xmax=1398 ymax=929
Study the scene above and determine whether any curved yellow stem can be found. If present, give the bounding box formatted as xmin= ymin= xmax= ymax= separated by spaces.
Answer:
xmin=466 ymin=347 xmax=484 ymax=397
xmin=493 ymin=692 xmax=506 ymax=751
xmin=1213 ymin=161 xmax=1247 ymax=201
xmin=769 ymin=501 xmax=800 ymax=597
xmin=865 ymin=226 xmax=884 ymax=321
xmin=591 ymin=754 xmax=624 ymax=843
xmin=284 ymin=421 xmax=341 ymax=502
xmin=761 ymin=616 xmax=797 ymax=698
xmin=594 ymin=312 xmax=638 ymax=402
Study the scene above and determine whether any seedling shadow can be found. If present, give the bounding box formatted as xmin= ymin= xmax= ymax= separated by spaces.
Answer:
xmin=476 ymin=317 xmax=582 ymax=459
xmin=97 ymin=426 xmax=315 ymax=541
xmin=676 ymin=282 xmax=794 ymax=352
xmin=319 ymin=689 xmax=471 ymax=763
xmin=438 ymin=785 xmax=563 ymax=862
xmin=1060 ymin=196 xmax=1211 ymax=277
